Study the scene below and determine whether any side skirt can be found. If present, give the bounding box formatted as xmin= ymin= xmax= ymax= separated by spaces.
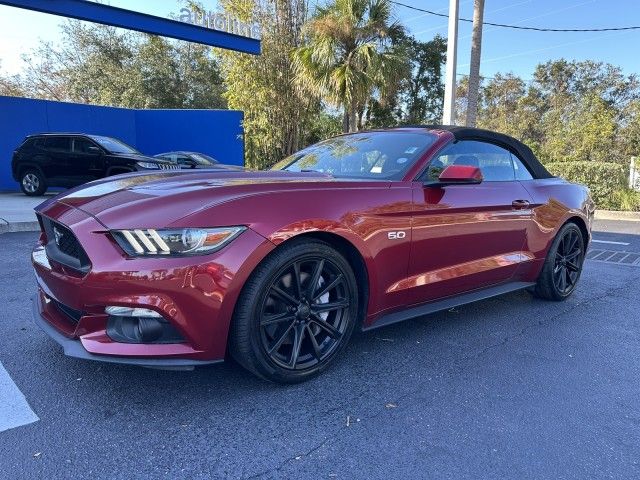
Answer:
xmin=363 ymin=281 xmax=535 ymax=331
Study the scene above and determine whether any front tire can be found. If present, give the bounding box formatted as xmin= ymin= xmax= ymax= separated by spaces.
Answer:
xmin=229 ymin=239 xmax=358 ymax=383
xmin=20 ymin=169 xmax=47 ymax=196
xmin=533 ymin=222 xmax=585 ymax=301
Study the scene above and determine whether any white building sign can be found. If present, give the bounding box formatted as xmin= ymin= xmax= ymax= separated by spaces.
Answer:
xmin=178 ymin=8 xmax=261 ymax=40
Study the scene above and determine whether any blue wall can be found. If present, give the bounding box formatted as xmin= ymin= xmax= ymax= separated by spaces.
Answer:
xmin=0 ymin=96 xmax=244 ymax=191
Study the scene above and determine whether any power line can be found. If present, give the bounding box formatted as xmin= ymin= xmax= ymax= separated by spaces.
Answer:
xmin=391 ymin=1 xmax=640 ymax=32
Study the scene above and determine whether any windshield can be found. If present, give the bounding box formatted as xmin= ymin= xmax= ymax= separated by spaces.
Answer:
xmin=89 ymin=135 xmax=140 ymax=154
xmin=189 ymin=153 xmax=218 ymax=165
xmin=272 ymin=132 xmax=437 ymax=180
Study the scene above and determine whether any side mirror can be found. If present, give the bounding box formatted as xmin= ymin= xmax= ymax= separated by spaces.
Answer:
xmin=425 ymin=165 xmax=483 ymax=187
xmin=87 ymin=146 xmax=102 ymax=155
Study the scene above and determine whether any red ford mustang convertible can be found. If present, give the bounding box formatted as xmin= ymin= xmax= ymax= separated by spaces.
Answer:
xmin=32 ymin=126 xmax=594 ymax=382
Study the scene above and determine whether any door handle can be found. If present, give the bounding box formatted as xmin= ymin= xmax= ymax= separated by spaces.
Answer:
xmin=512 ymin=199 xmax=530 ymax=210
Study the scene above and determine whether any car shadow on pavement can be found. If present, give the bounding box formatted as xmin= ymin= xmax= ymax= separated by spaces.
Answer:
xmin=27 ymin=285 xmax=588 ymax=416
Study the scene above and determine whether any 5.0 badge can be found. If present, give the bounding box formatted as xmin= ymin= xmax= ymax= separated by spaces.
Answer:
xmin=388 ymin=231 xmax=406 ymax=240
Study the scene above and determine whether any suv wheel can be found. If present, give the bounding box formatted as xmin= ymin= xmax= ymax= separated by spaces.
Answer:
xmin=20 ymin=170 xmax=47 ymax=196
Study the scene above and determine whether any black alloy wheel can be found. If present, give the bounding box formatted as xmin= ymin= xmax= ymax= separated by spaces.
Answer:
xmin=534 ymin=222 xmax=585 ymax=301
xmin=552 ymin=227 xmax=583 ymax=295
xmin=229 ymin=239 xmax=358 ymax=383
xmin=259 ymin=257 xmax=350 ymax=371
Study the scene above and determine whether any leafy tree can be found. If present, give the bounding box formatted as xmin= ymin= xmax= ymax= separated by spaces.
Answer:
xmin=460 ymin=59 xmax=640 ymax=165
xmin=541 ymin=93 xmax=618 ymax=164
xmin=476 ymin=73 xmax=544 ymax=152
xmin=531 ymin=60 xmax=638 ymax=164
xmin=402 ymin=35 xmax=446 ymax=124
xmin=292 ymin=0 xmax=408 ymax=132
xmin=454 ymin=74 xmax=469 ymax=125
xmin=533 ymin=59 xmax=639 ymax=112
xmin=5 ymin=21 xmax=225 ymax=109
xmin=305 ymin=110 xmax=343 ymax=144
xmin=621 ymin=100 xmax=640 ymax=158
xmin=218 ymin=0 xmax=319 ymax=169
xmin=0 ymin=61 xmax=24 ymax=96
xmin=367 ymin=34 xmax=446 ymax=127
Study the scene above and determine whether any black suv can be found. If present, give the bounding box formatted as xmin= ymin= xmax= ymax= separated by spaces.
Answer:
xmin=11 ymin=133 xmax=179 ymax=196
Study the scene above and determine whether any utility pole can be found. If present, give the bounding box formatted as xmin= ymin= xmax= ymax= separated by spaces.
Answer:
xmin=442 ymin=0 xmax=459 ymax=125
xmin=466 ymin=0 xmax=485 ymax=127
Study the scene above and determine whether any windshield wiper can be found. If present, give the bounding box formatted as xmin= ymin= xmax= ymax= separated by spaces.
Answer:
xmin=300 ymin=169 xmax=334 ymax=177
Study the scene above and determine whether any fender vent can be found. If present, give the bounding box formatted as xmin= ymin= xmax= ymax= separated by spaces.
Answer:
xmin=587 ymin=249 xmax=640 ymax=266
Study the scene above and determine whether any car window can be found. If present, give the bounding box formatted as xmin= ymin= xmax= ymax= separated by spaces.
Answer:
xmin=513 ymin=154 xmax=534 ymax=180
xmin=423 ymin=140 xmax=521 ymax=182
xmin=189 ymin=153 xmax=217 ymax=165
xmin=272 ymin=132 xmax=437 ymax=180
xmin=89 ymin=135 xmax=139 ymax=154
xmin=20 ymin=137 xmax=38 ymax=149
xmin=73 ymin=138 xmax=98 ymax=154
xmin=44 ymin=137 xmax=71 ymax=152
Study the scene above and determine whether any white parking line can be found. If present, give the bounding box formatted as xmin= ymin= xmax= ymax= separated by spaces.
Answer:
xmin=592 ymin=239 xmax=631 ymax=246
xmin=0 ymin=362 xmax=39 ymax=433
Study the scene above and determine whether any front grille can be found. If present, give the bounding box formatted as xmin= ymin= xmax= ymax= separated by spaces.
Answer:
xmin=159 ymin=164 xmax=181 ymax=170
xmin=53 ymin=223 xmax=82 ymax=259
xmin=52 ymin=299 xmax=83 ymax=325
xmin=38 ymin=215 xmax=91 ymax=273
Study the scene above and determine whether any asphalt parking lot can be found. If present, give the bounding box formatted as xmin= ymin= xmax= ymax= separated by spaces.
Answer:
xmin=1 ymin=220 xmax=639 ymax=479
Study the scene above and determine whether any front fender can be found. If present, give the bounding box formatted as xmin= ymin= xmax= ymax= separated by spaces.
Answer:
xmin=170 ymin=186 xmax=414 ymax=318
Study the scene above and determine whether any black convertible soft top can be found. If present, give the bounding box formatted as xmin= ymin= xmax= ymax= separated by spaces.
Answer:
xmin=413 ymin=125 xmax=553 ymax=179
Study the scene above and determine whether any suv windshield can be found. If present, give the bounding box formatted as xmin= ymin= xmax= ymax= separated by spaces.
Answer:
xmin=89 ymin=135 xmax=140 ymax=154
xmin=272 ymin=132 xmax=437 ymax=180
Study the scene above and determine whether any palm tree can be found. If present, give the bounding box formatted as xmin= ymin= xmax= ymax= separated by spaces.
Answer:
xmin=292 ymin=0 xmax=407 ymax=133
xmin=466 ymin=0 xmax=485 ymax=127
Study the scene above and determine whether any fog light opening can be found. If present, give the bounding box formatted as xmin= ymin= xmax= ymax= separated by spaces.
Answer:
xmin=105 ymin=306 xmax=162 ymax=318
xmin=135 ymin=317 xmax=164 ymax=343
xmin=105 ymin=306 xmax=185 ymax=344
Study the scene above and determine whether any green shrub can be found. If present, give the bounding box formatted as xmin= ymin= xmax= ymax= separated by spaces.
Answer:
xmin=546 ymin=161 xmax=627 ymax=209
xmin=612 ymin=189 xmax=640 ymax=211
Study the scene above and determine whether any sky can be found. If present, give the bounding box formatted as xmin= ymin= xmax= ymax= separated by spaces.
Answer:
xmin=0 ymin=0 xmax=639 ymax=82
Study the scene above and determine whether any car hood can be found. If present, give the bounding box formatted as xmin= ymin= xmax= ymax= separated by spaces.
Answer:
xmin=180 ymin=164 xmax=244 ymax=170
xmin=45 ymin=170 xmax=344 ymax=229
xmin=110 ymin=153 xmax=172 ymax=164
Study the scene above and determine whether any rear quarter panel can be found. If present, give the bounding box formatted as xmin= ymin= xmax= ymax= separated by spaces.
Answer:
xmin=519 ymin=178 xmax=594 ymax=272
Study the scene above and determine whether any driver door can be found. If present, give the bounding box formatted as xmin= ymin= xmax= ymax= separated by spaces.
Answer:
xmin=407 ymin=140 xmax=534 ymax=304
xmin=70 ymin=137 xmax=104 ymax=184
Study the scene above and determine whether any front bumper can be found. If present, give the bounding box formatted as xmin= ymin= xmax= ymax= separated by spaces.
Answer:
xmin=31 ymin=295 xmax=219 ymax=369
xmin=31 ymin=201 xmax=274 ymax=367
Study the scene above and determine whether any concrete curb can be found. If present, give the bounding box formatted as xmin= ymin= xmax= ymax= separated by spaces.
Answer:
xmin=0 ymin=220 xmax=40 ymax=234
xmin=594 ymin=210 xmax=640 ymax=222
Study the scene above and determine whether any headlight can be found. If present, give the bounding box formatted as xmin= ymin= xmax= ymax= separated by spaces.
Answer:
xmin=136 ymin=161 xmax=160 ymax=169
xmin=111 ymin=227 xmax=246 ymax=256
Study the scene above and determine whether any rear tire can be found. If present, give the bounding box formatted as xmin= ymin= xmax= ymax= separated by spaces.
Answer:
xmin=229 ymin=239 xmax=358 ymax=383
xmin=533 ymin=222 xmax=585 ymax=301
xmin=20 ymin=169 xmax=47 ymax=196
